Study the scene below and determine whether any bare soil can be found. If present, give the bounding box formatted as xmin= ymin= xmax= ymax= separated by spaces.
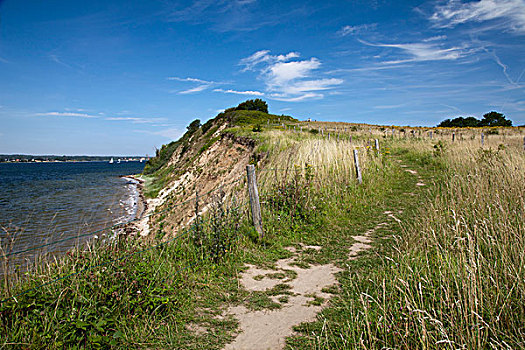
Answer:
xmin=224 ymin=246 xmax=341 ymax=350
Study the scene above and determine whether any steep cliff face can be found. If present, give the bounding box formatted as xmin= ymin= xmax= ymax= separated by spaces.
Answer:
xmin=135 ymin=109 xmax=294 ymax=238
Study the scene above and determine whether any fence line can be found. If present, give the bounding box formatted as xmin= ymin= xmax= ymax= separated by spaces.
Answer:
xmin=3 ymin=176 xmax=244 ymax=258
xmin=1 ymin=145 xmax=373 ymax=303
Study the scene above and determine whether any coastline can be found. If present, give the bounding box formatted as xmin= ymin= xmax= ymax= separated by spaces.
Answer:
xmin=119 ymin=175 xmax=149 ymax=235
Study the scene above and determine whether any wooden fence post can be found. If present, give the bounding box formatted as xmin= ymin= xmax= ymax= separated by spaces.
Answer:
xmin=194 ymin=189 xmax=201 ymax=245
xmin=452 ymin=132 xmax=455 ymax=142
xmin=246 ymin=165 xmax=263 ymax=238
xmin=353 ymin=149 xmax=362 ymax=184
xmin=481 ymin=132 xmax=484 ymax=147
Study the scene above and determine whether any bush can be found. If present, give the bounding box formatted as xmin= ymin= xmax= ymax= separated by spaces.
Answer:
xmin=234 ymin=99 xmax=268 ymax=113
xmin=437 ymin=112 xmax=512 ymax=127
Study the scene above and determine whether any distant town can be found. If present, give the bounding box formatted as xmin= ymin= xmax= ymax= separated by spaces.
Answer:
xmin=0 ymin=154 xmax=149 ymax=163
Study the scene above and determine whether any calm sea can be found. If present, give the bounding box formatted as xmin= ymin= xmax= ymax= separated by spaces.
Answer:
xmin=0 ymin=161 xmax=145 ymax=270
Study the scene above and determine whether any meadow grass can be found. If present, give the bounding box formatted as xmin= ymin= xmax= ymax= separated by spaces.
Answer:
xmin=287 ymin=133 xmax=525 ymax=349
xmin=1 ymin=125 xmax=523 ymax=348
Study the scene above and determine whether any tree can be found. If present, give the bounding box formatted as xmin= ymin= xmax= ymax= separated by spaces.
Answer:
xmin=186 ymin=119 xmax=202 ymax=133
xmin=478 ymin=111 xmax=512 ymax=127
xmin=438 ymin=116 xmax=481 ymax=127
xmin=235 ymin=99 xmax=268 ymax=113
xmin=437 ymin=112 xmax=512 ymax=128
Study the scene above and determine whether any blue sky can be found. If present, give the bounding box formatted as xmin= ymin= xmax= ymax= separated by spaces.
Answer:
xmin=0 ymin=0 xmax=524 ymax=156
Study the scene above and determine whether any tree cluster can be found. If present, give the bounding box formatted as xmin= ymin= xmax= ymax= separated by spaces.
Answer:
xmin=438 ymin=111 xmax=512 ymax=128
xmin=232 ymin=99 xmax=268 ymax=113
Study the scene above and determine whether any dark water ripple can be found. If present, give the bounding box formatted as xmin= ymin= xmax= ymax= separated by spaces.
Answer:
xmin=0 ymin=161 xmax=145 ymax=271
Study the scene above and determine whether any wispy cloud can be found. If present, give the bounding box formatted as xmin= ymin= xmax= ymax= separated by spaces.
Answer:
xmin=36 ymin=111 xmax=169 ymax=124
xmin=179 ymin=85 xmax=211 ymax=94
xmin=239 ymin=50 xmax=299 ymax=71
xmin=337 ymin=23 xmax=377 ymax=36
xmin=0 ymin=56 xmax=9 ymax=64
xmin=213 ymin=88 xmax=264 ymax=96
xmin=430 ymin=0 xmax=525 ymax=34
xmin=358 ymin=39 xmax=471 ymax=64
xmin=105 ymin=117 xmax=167 ymax=124
xmin=167 ymin=76 xmax=222 ymax=94
xmin=35 ymin=112 xmax=98 ymax=118
xmin=167 ymin=77 xmax=212 ymax=84
xmin=373 ymin=103 xmax=407 ymax=109
xmin=239 ymin=50 xmax=343 ymax=102
xmin=49 ymin=54 xmax=72 ymax=68
xmin=163 ymin=0 xmax=310 ymax=32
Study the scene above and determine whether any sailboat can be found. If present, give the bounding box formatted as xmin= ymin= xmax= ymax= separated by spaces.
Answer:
xmin=109 ymin=158 xmax=114 ymax=164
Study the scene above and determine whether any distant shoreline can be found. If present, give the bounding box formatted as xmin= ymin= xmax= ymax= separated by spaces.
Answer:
xmin=1 ymin=159 xmax=147 ymax=164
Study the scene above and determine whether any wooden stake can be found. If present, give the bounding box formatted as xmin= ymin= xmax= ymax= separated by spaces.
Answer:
xmin=246 ymin=165 xmax=263 ymax=238
xmin=353 ymin=149 xmax=362 ymax=184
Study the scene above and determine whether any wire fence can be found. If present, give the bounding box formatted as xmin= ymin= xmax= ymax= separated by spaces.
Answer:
xmin=0 ymin=153 xmax=368 ymax=304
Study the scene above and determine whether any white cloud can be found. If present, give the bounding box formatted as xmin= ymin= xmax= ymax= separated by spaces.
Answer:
xmin=337 ymin=23 xmax=377 ymax=36
xmin=359 ymin=39 xmax=471 ymax=64
xmin=275 ymin=78 xmax=344 ymax=95
xmin=266 ymin=59 xmax=321 ymax=87
xmin=167 ymin=76 xmax=213 ymax=84
xmin=270 ymin=93 xmax=324 ymax=102
xmin=167 ymin=76 xmax=220 ymax=94
xmin=430 ymin=0 xmax=525 ymax=33
xmin=213 ymin=88 xmax=264 ymax=96
xmin=105 ymin=117 xmax=167 ymax=124
xmin=239 ymin=50 xmax=343 ymax=102
xmin=35 ymin=112 xmax=98 ymax=118
xmin=423 ymin=35 xmax=448 ymax=42
xmin=179 ymin=85 xmax=211 ymax=94
xmin=239 ymin=50 xmax=300 ymax=71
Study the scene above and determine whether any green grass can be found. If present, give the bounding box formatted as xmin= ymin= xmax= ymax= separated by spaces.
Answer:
xmin=2 ymin=130 xmax=523 ymax=349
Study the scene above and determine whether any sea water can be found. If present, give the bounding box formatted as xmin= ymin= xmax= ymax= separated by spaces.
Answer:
xmin=0 ymin=161 xmax=145 ymax=270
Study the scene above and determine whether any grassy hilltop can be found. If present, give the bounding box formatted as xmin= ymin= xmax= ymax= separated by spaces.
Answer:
xmin=1 ymin=101 xmax=524 ymax=349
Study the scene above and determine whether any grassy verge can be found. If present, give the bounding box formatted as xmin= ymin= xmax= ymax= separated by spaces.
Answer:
xmin=286 ymin=139 xmax=525 ymax=349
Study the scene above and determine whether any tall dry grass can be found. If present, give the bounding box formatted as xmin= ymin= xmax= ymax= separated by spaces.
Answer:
xmin=343 ymin=138 xmax=525 ymax=348
xmin=407 ymin=143 xmax=525 ymax=347
xmin=257 ymin=130 xmax=382 ymax=190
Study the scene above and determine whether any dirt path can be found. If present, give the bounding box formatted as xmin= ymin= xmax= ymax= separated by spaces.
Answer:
xmin=224 ymin=162 xmax=424 ymax=349
xmin=224 ymin=245 xmax=341 ymax=350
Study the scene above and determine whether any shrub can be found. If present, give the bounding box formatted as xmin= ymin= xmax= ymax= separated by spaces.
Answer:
xmin=235 ymin=99 xmax=268 ymax=113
